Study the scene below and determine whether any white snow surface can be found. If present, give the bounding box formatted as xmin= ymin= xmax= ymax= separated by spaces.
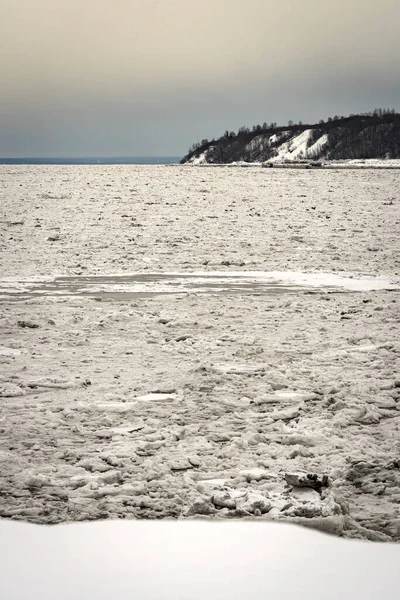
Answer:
xmin=0 ymin=165 xmax=399 ymax=541
xmin=0 ymin=520 xmax=399 ymax=600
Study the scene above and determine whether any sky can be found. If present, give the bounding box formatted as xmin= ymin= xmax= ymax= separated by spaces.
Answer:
xmin=1 ymin=0 xmax=400 ymax=157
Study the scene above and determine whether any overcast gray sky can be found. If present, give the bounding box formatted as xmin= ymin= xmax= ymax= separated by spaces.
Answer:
xmin=1 ymin=0 xmax=400 ymax=157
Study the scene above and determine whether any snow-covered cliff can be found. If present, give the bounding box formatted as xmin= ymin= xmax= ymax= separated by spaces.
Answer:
xmin=182 ymin=112 xmax=400 ymax=164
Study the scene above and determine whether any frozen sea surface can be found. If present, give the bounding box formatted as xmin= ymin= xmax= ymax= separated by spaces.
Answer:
xmin=0 ymin=165 xmax=399 ymax=540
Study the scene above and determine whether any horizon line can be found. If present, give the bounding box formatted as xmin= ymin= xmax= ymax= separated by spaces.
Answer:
xmin=0 ymin=155 xmax=182 ymax=159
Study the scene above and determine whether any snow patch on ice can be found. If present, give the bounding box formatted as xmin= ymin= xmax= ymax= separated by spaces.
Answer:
xmin=2 ymin=271 xmax=398 ymax=298
xmin=135 ymin=392 xmax=178 ymax=403
xmin=0 ymin=346 xmax=22 ymax=357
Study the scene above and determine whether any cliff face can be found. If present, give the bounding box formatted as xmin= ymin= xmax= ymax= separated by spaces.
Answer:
xmin=181 ymin=112 xmax=400 ymax=164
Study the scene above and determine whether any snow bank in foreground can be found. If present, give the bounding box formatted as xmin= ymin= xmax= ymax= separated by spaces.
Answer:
xmin=0 ymin=520 xmax=398 ymax=600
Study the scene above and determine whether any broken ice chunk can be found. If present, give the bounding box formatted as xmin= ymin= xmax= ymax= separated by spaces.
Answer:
xmin=285 ymin=472 xmax=329 ymax=490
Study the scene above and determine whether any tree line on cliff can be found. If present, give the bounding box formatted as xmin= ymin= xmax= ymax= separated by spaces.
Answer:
xmin=181 ymin=109 xmax=400 ymax=163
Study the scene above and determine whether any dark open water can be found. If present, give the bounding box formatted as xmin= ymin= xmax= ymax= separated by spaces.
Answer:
xmin=0 ymin=157 xmax=181 ymax=165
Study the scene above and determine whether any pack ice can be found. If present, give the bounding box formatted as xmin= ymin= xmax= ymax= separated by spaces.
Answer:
xmin=0 ymin=165 xmax=399 ymax=541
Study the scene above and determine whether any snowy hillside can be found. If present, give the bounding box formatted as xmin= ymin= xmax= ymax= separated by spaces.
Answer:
xmin=182 ymin=111 xmax=400 ymax=164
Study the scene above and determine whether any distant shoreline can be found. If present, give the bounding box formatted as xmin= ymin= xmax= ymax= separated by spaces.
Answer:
xmin=2 ymin=157 xmax=399 ymax=169
xmin=0 ymin=157 xmax=182 ymax=165
xmin=181 ymin=160 xmax=400 ymax=170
